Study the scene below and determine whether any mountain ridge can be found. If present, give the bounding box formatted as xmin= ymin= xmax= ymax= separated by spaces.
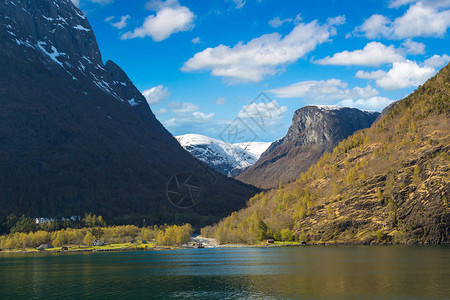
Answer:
xmin=237 ymin=105 xmax=380 ymax=189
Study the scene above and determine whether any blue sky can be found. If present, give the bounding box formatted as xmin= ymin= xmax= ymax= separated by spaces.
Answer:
xmin=74 ymin=0 xmax=449 ymax=142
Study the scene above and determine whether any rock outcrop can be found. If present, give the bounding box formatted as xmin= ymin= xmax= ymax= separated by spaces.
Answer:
xmin=237 ymin=106 xmax=379 ymax=188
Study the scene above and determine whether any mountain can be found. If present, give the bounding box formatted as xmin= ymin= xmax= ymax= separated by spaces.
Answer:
xmin=0 ymin=0 xmax=258 ymax=226
xmin=176 ymin=134 xmax=271 ymax=176
xmin=202 ymin=63 xmax=450 ymax=245
xmin=237 ymin=105 xmax=380 ymax=189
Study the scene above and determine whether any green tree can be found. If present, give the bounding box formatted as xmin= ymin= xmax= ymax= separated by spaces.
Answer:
xmin=280 ymin=229 xmax=293 ymax=241
xmin=83 ymin=231 xmax=95 ymax=246
xmin=10 ymin=216 xmax=37 ymax=234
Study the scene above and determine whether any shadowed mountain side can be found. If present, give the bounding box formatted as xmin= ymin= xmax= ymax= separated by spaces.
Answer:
xmin=0 ymin=0 xmax=258 ymax=227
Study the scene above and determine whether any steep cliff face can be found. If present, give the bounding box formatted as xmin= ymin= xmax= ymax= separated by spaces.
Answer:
xmin=237 ymin=106 xmax=379 ymax=189
xmin=0 ymin=0 xmax=257 ymax=226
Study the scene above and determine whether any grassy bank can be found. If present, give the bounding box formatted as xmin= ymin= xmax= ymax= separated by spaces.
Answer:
xmin=0 ymin=224 xmax=193 ymax=251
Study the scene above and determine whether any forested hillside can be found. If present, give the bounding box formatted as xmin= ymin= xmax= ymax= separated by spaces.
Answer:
xmin=202 ymin=63 xmax=449 ymax=245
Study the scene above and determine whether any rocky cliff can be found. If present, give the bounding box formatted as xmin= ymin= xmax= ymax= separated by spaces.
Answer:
xmin=237 ymin=105 xmax=379 ymax=188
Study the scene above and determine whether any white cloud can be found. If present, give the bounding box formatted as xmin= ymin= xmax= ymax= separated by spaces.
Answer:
xmin=337 ymin=97 xmax=394 ymax=111
xmin=354 ymin=3 xmax=450 ymax=39
xmin=268 ymin=17 xmax=293 ymax=28
xmin=111 ymin=15 xmax=130 ymax=29
xmin=393 ymin=3 xmax=450 ymax=38
xmin=353 ymin=15 xmax=392 ymax=39
xmin=142 ymin=85 xmax=170 ymax=105
xmin=164 ymin=111 xmax=214 ymax=129
xmin=268 ymin=79 xmax=379 ymax=102
xmin=181 ymin=18 xmax=344 ymax=83
xmin=424 ymin=54 xmax=450 ymax=68
xmin=155 ymin=108 xmax=168 ymax=115
xmin=232 ymin=0 xmax=246 ymax=9
xmin=121 ymin=0 xmax=195 ymax=41
xmin=317 ymin=42 xmax=404 ymax=66
xmin=71 ymin=0 xmax=113 ymax=7
xmin=401 ymin=39 xmax=426 ymax=55
xmin=191 ymin=37 xmax=201 ymax=44
xmin=167 ymin=101 xmax=200 ymax=113
xmin=355 ymin=70 xmax=386 ymax=80
xmin=216 ymin=97 xmax=226 ymax=105
xmin=389 ymin=0 xmax=450 ymax=8
xmin=238 ymin=100 xmax=287 ymax=123
xmin=104 ymin=16 xmax=115 ymax=22
xmin=358 ymin=60 xmax=435 ymax=90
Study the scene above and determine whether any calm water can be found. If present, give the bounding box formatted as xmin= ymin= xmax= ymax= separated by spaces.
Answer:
xmin=0 ymin=246 xmax=449 ymax=299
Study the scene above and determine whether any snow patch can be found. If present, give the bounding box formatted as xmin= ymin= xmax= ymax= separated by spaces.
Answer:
xmin=73 ymin=25 xmax=90 ymax=31
xmin=310 ymin=105 xmax=344 ymax=111
xmin=176 ymin=134 xmax=272 ymax=175
xmin=128 ymin=98 xmax=139 ymax=106
xmin=37 ymin=41 xmax=65 ymax=68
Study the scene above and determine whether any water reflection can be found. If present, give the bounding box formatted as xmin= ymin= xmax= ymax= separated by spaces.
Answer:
xmin=0 ymin=246 xmax=449 ymax=299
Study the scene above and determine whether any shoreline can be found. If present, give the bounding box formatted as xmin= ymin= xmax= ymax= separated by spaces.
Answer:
xmin=2 ymin=243 xmax=448 ymax=254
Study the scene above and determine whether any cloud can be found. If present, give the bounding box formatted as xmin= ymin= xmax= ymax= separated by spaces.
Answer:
xmin=268 ymin=17 xmax=293 ymax=28
xmin=355 ymin=70 xmax=386 ymax=80
xmin=71 ymin=0 xmax=113 ymax=7
xmin=393 ymin=3 xmax=450 ymax=38
xmin=181 ymin=18 xmax=344 ymax=83
xmin=155 ymin=108 xmax=168 ymax=115
xmin=357 ymin=60 xmax=435 ymax=90
xmin=401 ymin=39 xmax=426 ymax=55
xmin=216 ymin=97 xmax=226 ymax=105
xmin=167 ymin=101 xmax=200 ymax=113
xmin=142 ymin=85 xmax=170 ymax=105
xmin=423 ymin=54 xmax=450 ymax=68
xmin=121 ymin=0 xmax=195 ymax=41
xmin=352 ymin=15 xmax=392 ymax=39
xmin=191 ymin=37 xmax=201 ymax=44
xmin=268 ymin=79 xmax=392 ymax=111
xmin=268 ymin=79 xmax=379 ymax=101
xmin=354 ymin=3 xmax=450 ymax=39
xmin=231 ymin=0 xmax=246 ymax=9
xmin=268 ymin=14 xmax=306 ymax=28
xmin=111 ymin=15 xmax=130 ymax=29
xmin=237 ymin=100 xmax=287 ymax=124
xmin=104 ymin=16 xmax=115 ymax=22
xmin=317 ymin=42 xmax=404 ymax=66
xmin=71 ymin=0 xmax=80 ymax=7
xmin=389 ymin=0 xmax=450 ymax=8
xmin=337 ymin=97 xmax=394 ymax=111
xmin=164 ymin=111 xmax=214 ymax=129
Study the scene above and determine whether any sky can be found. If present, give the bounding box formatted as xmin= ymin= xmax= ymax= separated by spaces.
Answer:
xmin=73 ymin=0 xmax=449 ymax=142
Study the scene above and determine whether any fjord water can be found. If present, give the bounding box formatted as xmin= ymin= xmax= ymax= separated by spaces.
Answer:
xmin=1 ymin=246 xmax=449 ymax=299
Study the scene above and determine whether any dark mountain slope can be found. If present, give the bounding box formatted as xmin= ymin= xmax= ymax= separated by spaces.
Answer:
xmin=238 ymin=106 xmax=379 ymax=189
xmin=0 ymin=0 xmax=257 ymax=226
xmin=203 ymin=63 xmax=449 ymax=245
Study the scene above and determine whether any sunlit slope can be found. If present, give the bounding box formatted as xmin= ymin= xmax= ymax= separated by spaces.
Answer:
xmin=203 ymin=63 xmax=449 ymax=245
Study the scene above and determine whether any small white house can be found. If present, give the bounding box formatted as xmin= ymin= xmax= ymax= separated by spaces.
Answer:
xmin=35 ymin=217 xmax=54 ymax=224
xmin=93 ymin=240 xmax=105 ymax=246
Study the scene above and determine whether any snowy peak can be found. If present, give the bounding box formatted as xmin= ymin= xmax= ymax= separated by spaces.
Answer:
xmin=176 ymin=134 xmax=271 ymax=176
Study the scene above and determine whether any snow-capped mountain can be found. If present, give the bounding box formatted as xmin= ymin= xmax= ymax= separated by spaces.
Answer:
xmin=176 ymin=134 xmax=271 ymax=176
